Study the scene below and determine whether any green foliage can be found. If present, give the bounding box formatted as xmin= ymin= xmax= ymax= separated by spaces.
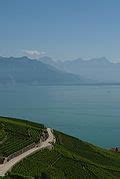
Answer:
xmin=0 ymin=129 xmax=6 ymax=141
xmin=1 ymin=117 xmax=120 ymax=178
xmin=0 ymin=117 xmax=45 ymax=157
xmin=55 ymin=130 xmax=120 ymax=168
xmin=10 ymin=129 xmax=120 ymax=178
xmin=0 ymin=135 xmax=33 ymax=157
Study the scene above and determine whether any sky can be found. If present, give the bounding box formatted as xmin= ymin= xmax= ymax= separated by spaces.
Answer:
xmin=0 ymin=0 xmax=120 ymax=61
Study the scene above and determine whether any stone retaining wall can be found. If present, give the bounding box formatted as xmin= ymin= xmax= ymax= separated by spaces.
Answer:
xmin=0 ymin=142 xmax=36 ymax=164
xmin=0 ymin=130 xmax=49 ymax=164
xmin=6 ymin=142 xmax=36 ymax=163
xmin=0 ymin=143 xmax=36 ymax=164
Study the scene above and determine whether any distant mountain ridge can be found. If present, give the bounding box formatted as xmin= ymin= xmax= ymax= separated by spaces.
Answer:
xmin=0 ymin=56 xmax=90 ymax=85
xmin=39 ymin=56 xmax=120 ymax=83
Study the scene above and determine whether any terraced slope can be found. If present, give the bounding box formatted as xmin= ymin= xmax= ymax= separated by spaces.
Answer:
xmin=7 ymin=124 xmax=120 ymax=178
xmin=0 ymin=117 xmax=45 ymax=159
xmin=1 ymin=117 xmax=120 ymax=178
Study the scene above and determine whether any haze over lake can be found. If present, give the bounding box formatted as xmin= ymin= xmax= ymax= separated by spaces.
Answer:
xmin=0 ymin=85 xmax=120 ymax=148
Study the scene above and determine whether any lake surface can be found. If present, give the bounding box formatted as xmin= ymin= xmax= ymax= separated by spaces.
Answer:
xmin=0 ymin=85 xmax=120 ymax=148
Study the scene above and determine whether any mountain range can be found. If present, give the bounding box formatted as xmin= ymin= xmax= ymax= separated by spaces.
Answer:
xmin=0 ymin=56 xmax=89 ymax=85
xmin=1 ymin=56 xmax=120 ymax=85
xmin=39 ymin=56 xmax=120 ymax=83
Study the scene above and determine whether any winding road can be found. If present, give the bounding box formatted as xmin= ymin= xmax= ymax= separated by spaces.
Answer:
xmin=0 ymin=128 xmax=55 ymax=176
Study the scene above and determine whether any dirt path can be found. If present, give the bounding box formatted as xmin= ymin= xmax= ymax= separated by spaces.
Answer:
xmin=0 ymin=128 xmax=55 ymax=176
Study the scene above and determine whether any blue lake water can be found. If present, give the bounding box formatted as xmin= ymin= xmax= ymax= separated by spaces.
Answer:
xmin=0 ymin=85 xmax=120 ymax=148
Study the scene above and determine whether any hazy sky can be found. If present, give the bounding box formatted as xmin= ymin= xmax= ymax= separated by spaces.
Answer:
xmin=1 ymin=0 xmax=120 ymax=61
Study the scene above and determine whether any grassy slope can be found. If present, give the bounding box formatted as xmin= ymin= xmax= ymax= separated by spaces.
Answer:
xmin=9 ymin=128 xmax=120 ymax=178
xmin=0 ymin=117 xmax=45 ymax=157
xmin=0 ymin=129 xmax=6 ymax=141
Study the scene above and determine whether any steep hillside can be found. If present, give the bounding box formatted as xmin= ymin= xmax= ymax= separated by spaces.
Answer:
xmin=0 ymin=117 xmax=45 ymax=161
xmin=10 ymin=131 xmax=120 ymax=178
xmin=1 ymin=117 xmax=120 ymax=178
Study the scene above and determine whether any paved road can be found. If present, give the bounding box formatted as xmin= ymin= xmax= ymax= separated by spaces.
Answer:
xmin=0 ymin=128 xmax=55 ymax=176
